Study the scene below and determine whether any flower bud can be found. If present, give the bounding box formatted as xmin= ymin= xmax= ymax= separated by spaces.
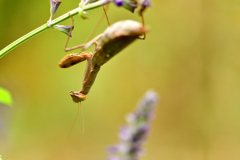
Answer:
xmin=122 ymin=0 xmax=138 ymax=13
xmin=54 ymin=25 xmax=74 ymax=37
xmin=50 ymin=0 xmax=62 ymax=17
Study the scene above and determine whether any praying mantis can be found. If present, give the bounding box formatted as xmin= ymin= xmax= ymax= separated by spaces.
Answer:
xmin=59 ymin=15 xmax=148 ymax=103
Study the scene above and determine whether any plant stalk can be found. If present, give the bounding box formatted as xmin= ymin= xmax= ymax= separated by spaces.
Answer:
xmin=0 ymin=0 xmax=106 ymax=58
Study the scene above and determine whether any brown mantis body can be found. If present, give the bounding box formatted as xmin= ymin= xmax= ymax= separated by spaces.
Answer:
xmin=59 ymin=20 xmax=148 ymax=103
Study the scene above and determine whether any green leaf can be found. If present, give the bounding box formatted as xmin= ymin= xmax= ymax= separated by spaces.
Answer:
xmin=0 ymin=87 xmax=12 ymax=106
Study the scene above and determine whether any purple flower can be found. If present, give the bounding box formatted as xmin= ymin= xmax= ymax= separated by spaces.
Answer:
xmin=106 ymin=90 xmax=159 ymax=160
xmin=113 ymin=0 xmax=123 ymax=6
xmin=50 ymin=0 xmax=61 ymax=17
xmin=139 ymin=0 xmax=151 ymax=7
xmin=54 ymin=25 xmax=74 ymax=37
xmin=138 ymin=0 xmax=151 ymax=16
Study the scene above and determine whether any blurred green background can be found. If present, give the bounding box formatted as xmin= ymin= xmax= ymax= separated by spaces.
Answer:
xmin=1 ymin=0 xmax=240 ymax=159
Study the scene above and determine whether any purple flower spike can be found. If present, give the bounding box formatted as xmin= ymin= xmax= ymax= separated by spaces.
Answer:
xmin=139 ymin=0 xmax=151 ymax=7
xmin=54 ymin=25 xmax=74 ymax=37
xmin=106 ymin=90 xmax=159 ymax=160
xmin=50 ymin=0 xmax=62 ymax=17
xmin=113 ymin=0 xmax=123 ymax=6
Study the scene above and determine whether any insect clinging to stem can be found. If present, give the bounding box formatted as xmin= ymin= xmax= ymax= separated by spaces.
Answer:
xmin=59 ymin=13 xmax=148 ymax=103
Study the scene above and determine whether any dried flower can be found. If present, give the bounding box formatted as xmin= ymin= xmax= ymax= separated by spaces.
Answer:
xmin=50 ymin=0 xmax=62 ymax=17
xmin=106 ymin=90 xmax=159 ymax=160
xmin=53 ymin=25 xmax=74 ymax=37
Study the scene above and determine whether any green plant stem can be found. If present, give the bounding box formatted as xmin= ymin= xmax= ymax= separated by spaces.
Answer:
xmin=0 ymin=0 xmax=107 ymax=58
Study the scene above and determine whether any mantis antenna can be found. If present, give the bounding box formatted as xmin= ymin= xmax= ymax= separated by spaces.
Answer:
xmin=67 ymin=102 xmax=85 ymax=137
xmin=81 ymin=102 xmax=85 ymax=133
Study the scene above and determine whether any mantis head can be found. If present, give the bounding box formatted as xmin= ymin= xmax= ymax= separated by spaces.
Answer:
xmin=70 ymin=91 xmax=86 ymax=103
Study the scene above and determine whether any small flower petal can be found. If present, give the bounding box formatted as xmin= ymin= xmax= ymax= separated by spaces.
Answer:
xmin=54 ymin=25 xmax=74 ymax=37
xmin=50 ymin=0 xmax=62 ymax=17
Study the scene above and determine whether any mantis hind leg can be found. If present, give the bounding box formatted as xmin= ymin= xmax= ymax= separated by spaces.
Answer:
xmin=84 ymin=4 xmax=110 ymax=43
xmin=64 ymin=12 xmax=104 ymax=52
xmin=64 ymin=13 xmax=76 ymax=52
xmin=64 ymin=13 xmax=93 ymax=52
xmin=103 ymin=5 xmax=110 ymax=26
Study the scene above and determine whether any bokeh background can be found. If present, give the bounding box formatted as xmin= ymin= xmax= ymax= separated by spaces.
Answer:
xmin=1 ymin=0 xmax=240 ymax=159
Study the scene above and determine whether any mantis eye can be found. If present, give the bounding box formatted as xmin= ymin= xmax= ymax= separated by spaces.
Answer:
xmin=70 ymin=91 xmax=86 ymax=103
